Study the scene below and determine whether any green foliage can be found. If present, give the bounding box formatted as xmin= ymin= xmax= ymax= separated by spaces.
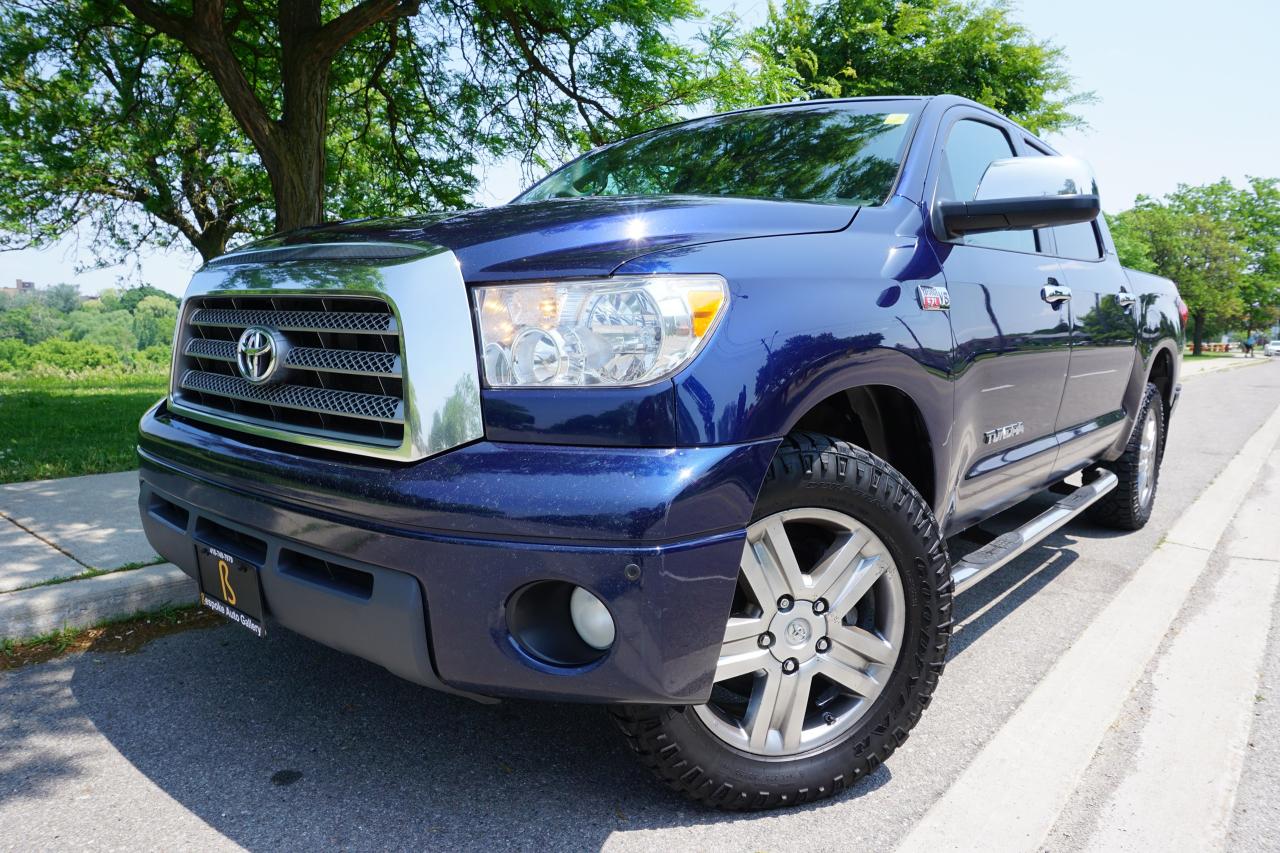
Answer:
xmin=0 ymin=0 xmax=749 ymax=261
xmin=1110 ymin=178 xmax=1280 ymax=352
xmin=743 ymin=0 xmax=1092 ymax=134
xmin=0 ymin=0 xmax=1089 ymax=266
xmin=0 ymin=2 xmax=271 ymax=262
xmin=132 ymin=295 xmax=179 ymax=349
xmin=0 ymin=298 xmax=65 ymax=344
xmin=42 ymin=283 xmax=82 ymax=313
xmin=0 ymin=282 xmax=178 ymax=370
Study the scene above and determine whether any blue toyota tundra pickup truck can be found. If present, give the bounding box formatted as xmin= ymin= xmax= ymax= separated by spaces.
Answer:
xmin=138 ymin=94 xmax=1184 ymax=810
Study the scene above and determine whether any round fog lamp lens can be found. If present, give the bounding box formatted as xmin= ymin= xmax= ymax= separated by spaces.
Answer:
xmin=569 ymin=586 xmax=615 ymax=651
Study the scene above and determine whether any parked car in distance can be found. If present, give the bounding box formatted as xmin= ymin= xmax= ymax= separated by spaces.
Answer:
xmin=1264 ymin=340 xmax=1280 ymax=356
xmin=139 ymin=94 xmax=1184 ymax=811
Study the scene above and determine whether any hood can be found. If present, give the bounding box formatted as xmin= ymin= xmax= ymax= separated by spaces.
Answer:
xmin=261 ymin=196 xmax=857 ymax=281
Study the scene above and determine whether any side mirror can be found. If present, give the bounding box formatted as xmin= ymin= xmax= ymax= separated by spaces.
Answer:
xmin=938 ymin=156 xmax=1100 ymax=237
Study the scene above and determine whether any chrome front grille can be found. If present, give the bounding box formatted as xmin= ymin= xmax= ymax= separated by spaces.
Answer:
xmin=172 ymin=293 xmax=405 ymax=447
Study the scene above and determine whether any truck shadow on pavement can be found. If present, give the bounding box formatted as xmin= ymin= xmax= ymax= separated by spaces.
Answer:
xmin=21 ymin=514 xmax=1115 ymax=850
xmin=48 ymin=622 xmax=890 ymax=850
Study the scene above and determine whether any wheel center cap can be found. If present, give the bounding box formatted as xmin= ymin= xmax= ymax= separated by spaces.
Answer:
xmin=785 ymin=619 xmax=810 ymax=645
xmin=768 ymin=601 xmax=826 ymax=663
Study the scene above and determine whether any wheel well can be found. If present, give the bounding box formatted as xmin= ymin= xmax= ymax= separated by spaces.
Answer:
xmin=1149 ymin=348 xmax=1174 ymax=416
xmin=790 ymin=385 xmax=936 ymax=507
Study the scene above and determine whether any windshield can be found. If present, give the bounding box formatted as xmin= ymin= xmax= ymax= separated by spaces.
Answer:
xmin=517 ymin=101 xmax=921 ymax=207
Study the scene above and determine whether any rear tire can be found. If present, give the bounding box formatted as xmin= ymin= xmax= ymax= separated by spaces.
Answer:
xmin=1088 ymin=383 xmax=1165 ymax=530
xmin=610 ymin=432 xmax=951 ymax=810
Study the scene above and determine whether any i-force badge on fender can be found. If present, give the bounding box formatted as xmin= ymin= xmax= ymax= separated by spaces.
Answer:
xmin=916 ymin=284 xmax=951 ymax=311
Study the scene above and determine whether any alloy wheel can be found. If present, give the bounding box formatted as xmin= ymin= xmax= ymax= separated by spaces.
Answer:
xmin=693 ymin=508 xmax=905 ymax=757
xmin=1136 ymin=407 xmax=1158 ymax=508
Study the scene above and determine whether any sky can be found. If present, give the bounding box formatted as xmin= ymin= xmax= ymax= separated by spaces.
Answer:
xmin=3 ymin=0 xmax=1277 ymax=297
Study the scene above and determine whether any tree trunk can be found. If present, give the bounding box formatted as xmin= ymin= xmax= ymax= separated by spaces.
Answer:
xmin=1192 ymin=312 xmax=1204 ymax=356
xmin=270 ymin=1 xmax=329 ymax=233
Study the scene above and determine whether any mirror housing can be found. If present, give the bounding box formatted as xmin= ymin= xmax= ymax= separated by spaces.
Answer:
xmin=938 ymin=155 xmax=1101 ymax=237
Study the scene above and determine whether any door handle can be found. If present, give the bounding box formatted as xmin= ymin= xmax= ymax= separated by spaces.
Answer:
xmin=1041 ymin=279 xmax=1072 ymax=305
xmin=1117 ymin=291 xmax=1137 ymax=309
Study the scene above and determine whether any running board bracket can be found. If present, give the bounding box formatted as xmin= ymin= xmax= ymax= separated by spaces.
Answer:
xmin=951 ymin=469 xmax=1119 ymax=594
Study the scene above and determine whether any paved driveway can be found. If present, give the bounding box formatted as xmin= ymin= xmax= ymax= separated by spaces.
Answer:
xmin=2 ymin=361 xmax=1279 ymax=852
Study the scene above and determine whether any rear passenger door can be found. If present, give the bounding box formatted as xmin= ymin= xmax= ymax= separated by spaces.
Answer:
xmin=1021 ymin=144 xmax=1138 ymax=471
xmin=930 ymin=111 xmax=1072 ymax=530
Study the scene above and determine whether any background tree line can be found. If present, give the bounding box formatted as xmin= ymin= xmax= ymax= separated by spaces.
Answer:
xmin=0 ymin=285 xmax=178 ymax=372
xmin=1109 ymin=177 xmax=1280 ymax=354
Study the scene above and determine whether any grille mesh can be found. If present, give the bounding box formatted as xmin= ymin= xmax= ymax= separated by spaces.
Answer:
xmin=181 ymin=370 xmax=403 ymax=423
xmin=190 ymin=308 xmax=396 ymax=334
xmin=285 ymin=347 xmax=399 ymax=376
xmin=185 ymin=338 xmax=237 ymax=361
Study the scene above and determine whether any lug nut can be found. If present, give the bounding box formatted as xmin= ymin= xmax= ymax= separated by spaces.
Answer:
xmin=778 ymin=595 xmax=794 ymax=612
xmin=782 ymin=657 xmax=799 ymax=674
xmin=813 ymin=598 xmax=829 ymax=615
xmin=758 ymin=632 xmax=774 ymax=649
xmin=815 ymin=637 xmax=831 ymax=653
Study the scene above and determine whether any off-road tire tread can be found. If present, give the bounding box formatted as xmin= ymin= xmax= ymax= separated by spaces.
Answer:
xmin=1087 ymin=383 xmax=1164 ymax=530
xmin=609 ymin=432 xmax=951 ymax=811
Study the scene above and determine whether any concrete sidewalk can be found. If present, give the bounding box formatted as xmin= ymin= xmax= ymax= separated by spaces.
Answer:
xmin=0 ymin=471 xmax=195 ymax=641
xmin=1181 ymin=352 xmax=1275 ymax=376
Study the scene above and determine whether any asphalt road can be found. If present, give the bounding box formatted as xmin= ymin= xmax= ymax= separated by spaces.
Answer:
xmin=2 ymin=360 xmax=1279 ymax=852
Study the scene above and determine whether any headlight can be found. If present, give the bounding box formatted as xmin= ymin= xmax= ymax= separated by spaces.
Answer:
xmin=473 ymin=275 xmax=728 ymax=387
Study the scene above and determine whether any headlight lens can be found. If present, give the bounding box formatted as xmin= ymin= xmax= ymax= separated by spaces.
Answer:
xmin=473 ymin=275 xmax=728 ymax=387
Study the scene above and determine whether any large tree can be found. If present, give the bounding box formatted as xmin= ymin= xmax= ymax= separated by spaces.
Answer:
xmin=742 ymin=0 xmax=1090 ymax=134
xmin=1110 ymin=193 xmax=1246 ymax=355
xmin=0 ymin=0 xmax=741 ymax=262
xmin=1 ymin=0 xmax=1090 ymax=267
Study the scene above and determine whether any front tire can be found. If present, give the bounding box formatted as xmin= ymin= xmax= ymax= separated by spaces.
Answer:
xmin=611 ymin=433 xmax=951 ymax=810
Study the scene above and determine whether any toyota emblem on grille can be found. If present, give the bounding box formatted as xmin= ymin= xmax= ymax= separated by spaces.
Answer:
xmin=236 ymin=326 xmax=281 ymax=384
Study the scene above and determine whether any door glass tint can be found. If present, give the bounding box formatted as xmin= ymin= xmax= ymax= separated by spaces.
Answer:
xmin=1052 ymin=222 xmax=1102 ymax=260
xmin=939 ymin=120 xmax=1035 ymax=253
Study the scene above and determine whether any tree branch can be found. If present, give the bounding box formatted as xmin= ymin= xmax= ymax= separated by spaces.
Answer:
xmin=313 ymin=0 xmax=420 ymax=62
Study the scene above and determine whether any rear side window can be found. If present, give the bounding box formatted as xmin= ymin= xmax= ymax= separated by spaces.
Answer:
xmin=1053 ymin=221 xmax=1103 ymax=260
xmin=938 ymin=119 xmax=1036 ymax=253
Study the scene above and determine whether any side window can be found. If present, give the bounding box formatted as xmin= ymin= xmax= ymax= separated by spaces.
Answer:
xmin=1053 ymin=221 xmax=1103 ymax=260
xmin=939 ymin=119 xmax=1036 ymax=253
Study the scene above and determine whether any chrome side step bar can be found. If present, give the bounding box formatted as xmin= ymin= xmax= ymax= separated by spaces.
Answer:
xmin=951 ymin=469 xmax=1119 ymax=594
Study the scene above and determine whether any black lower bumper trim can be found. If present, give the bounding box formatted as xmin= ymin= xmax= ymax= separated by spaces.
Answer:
xmin=140 ymin=479 xmax=495 ymax=704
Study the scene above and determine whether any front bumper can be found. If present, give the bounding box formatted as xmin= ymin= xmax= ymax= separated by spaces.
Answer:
xmin=139 ymin=403 xmax=776 ymax=704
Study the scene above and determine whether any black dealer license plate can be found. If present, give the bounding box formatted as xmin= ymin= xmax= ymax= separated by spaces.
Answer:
xmin=196 ymin=543 xmax=266 ymax=637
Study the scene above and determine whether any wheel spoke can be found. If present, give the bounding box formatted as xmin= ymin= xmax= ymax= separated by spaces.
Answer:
xmin=809 ymin=527 xmax=872 ymax=601
xmin=714 ymin=636 xmax=772 ymax=682
xmin=724 ymin=615 xmax=767 ymax=645
xmin=828 ymin=623 xmax=896 ymax=666
xmin=738 ymin=543 xmax=783 ymax=619
xmin=759 ymin=517 xmax=806 ymax=598
xmin=816 ymin=656 xmax=881 ymax=699
xmin=824 ymin=553 xmax=889 ymax=619
xmin=743 ymin=667 xmax=813 ymax=753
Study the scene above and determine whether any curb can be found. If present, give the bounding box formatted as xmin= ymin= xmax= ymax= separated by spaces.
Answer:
xmin=0 ymin=564 xmax=197 ymax=642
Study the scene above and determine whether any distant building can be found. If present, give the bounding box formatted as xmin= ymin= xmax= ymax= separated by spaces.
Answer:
xmin=0 ymin=278 xmax=36 ymax=297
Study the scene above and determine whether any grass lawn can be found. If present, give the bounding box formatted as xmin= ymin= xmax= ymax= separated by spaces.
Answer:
xmin=1183 ymin=351 xmax=1238 ymax=360
xmin=0 ymin=370 xmax=167 ymax=484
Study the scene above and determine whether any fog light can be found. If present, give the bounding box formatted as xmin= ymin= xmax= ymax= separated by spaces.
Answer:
xmin=569 ymin=586 xmax=615 ymax=650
